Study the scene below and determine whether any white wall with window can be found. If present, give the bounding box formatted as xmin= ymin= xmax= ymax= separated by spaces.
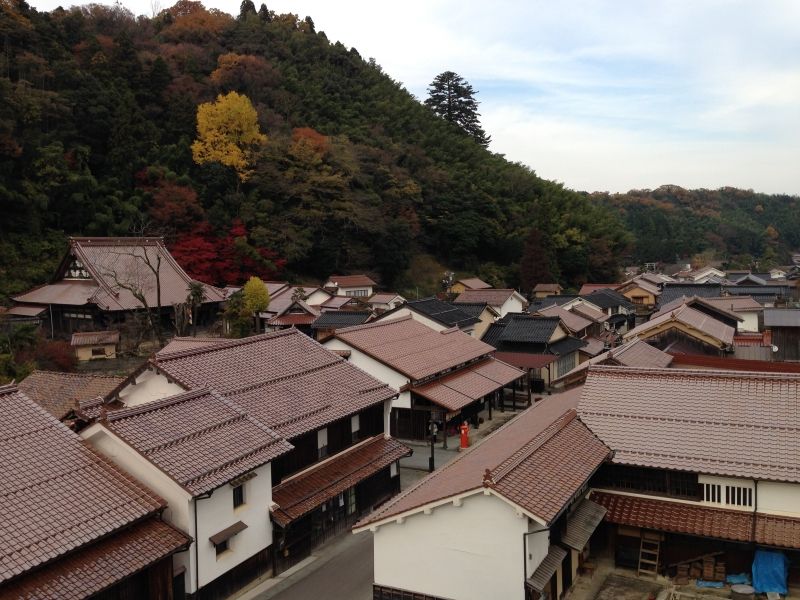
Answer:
xmin=82 ymin=424 xmax=276 ymax=595
xmin=699 ymin=475 xmax=754 ymax=511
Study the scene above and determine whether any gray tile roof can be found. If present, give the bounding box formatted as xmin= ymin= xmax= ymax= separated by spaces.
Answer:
xmin=657 ymin=283 xmax=723 ymax=308
xmin=583 ymin=289 xmax=634 ymax=310
xmin=764 ymin=308 xmax=800 ymax=328
xmin=403 ymin=297 xmax=480 ymax=328
xmin=498 ymin=316 xmax=561 ymax=344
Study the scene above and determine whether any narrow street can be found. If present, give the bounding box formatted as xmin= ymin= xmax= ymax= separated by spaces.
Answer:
xmin=252 ymin=527 xmax=373 ymax=600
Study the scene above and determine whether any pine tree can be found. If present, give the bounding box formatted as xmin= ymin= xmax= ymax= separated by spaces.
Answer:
xmin=258 ymin=3 xmax=271 ymax=22
xmin=424 ymin=71 xmax=491 ymax=147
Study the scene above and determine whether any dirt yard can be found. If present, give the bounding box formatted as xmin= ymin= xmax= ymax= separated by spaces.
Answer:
xmin=592 ymin=573 xmax=665 ymax=600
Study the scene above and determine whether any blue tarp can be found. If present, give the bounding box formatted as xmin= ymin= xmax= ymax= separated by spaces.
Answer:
xmin=752 ymin=548 xmax=789 ymax=595
xmin=696 ymin=579 xmax=724 ymax=588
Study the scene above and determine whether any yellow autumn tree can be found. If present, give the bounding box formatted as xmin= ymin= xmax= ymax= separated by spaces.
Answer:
xmin=191 ymin=91 xmax=266 ymax=181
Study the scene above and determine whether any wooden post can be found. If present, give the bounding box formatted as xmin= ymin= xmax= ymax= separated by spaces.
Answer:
xmin=513 ymin=378 xmax=517 ymax=411
xmin=488 ymin=395 xmax=492 ymax=420
xmin=528 ymin=372 xmax=532 ymax=405
xmin=499 ymin=389 xmax=505 ymax=413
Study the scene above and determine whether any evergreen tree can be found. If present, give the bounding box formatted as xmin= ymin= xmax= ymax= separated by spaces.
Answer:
xmin=238 ymin=0 xmax=256 ymax=20
xmin=258 ymin=3 xmax=270 ymax=22
xmin=424 ymin=71 xmax=490 ymax=147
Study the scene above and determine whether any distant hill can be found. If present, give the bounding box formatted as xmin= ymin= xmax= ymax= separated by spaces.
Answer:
xmin=591 ymin=185 xmax=800 ymax=269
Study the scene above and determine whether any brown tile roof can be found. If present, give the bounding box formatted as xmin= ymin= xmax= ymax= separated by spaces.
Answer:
xmin=579 ymin=337 xmax=606 ymax=357
xmin=494 ymin=351 xmax=557 ymax=369
xmin=14 ymin=238 xmax=225 ymax=311
xmin=334 ymin=315 xmax=495 ymax=381
xmin=619 ymin=277 xmax=660 ymax=296
xmin=13 ymin=280 xmax=98 ymax=306
xmin=554 ymin=340 xmax=673 ymax=387
xmin=84 ymin=238 xmax=224 ymax=310
xmin=0 ymin=384 xmax=170 ymax=584
xmin=70 ymin=330 xmax=119 ymax=346
xmin=4 ymin=305 xmax=46 ymax=317
xmin=491 ymin=412 xmax=611 ymax=524
xmin=326 ymin=274 xmax=377 ymax=287
xmin=535 ymin=304 xmax=592 ymax=333
xmin=653 ymin=295 xmax=743 ymax=322
xmin=756 ymin=513 xmax=800 ymax=549
xmin=368 ymin=292 xmax=404 ymax=304
xmin=578 ymin=283 xmax=616 ymax=295
xmin=593 ymin=491 xmax=800 ymax=550
xmin=703 ymin=296 xmax=763 ymax=313
xmin=104 ymin=388 xmax=292 ymax=496
xmin=321 ymin=296 xmax=357 ymax=310
xmin=411 ymin=358 xmax=523 ymax=412
xmin=669 ymin=352 xmax=800 ymax=373
xmin=579 ymin=366 xmax=800 ymax=482
xmin=356 ymin=388 xmax=611 ymax=528
xmin=17 ymin=370 xmax=124 ymax=419
xmin=456 ymin=277 xmax=492 ymax=290
xmin=592 ymin=491 xmax=753 ymax=543
xmin=571 ymin=303 xmax=610 ymax=323
xmin=267 ymin=312 xmax=317 ymax=326
xmin=148 ymin=329 xmax=396 ymax=439
xmin=159 ymin=336 xmax=229 ymax=354
xmin=533 ymin=283 xmax=562 ymax=293
xmin=264 ymin=288 xmax=321 ymax=317
xmin=271 ymin=435 xmax=411 ymax=527
xmin=1 ymin=518 xmax=189 ymax=599
xmin=454 ymin=288 xmax=520 ymax=307
xmin=733 ymin=330 xmax=772 ymax=347
xmin=624 ymin=304 xmax=735 ymax=347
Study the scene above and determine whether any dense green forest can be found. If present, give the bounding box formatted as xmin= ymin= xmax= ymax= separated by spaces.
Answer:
xmin=593 ymin=186 xmax=800 ymax=270
xmin=0 ymin=0 xmax=797 ymax=304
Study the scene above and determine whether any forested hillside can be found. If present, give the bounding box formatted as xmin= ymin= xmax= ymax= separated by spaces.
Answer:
xmin=1 ymin=1 xmax=797 ymax=304
xmin=593 ymin=186 xmax=800 ymax=270
xmin=0 ymin=0 xmax=630 ymax=302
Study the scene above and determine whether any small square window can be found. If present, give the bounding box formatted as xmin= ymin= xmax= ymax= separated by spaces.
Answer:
xmin=215 ymin=539 xmax=229 ymax=556
xmin=233 ymin=485 xmax=245 ymax=509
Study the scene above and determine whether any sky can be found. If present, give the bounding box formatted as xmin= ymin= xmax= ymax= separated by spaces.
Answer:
xmin=28 ymin=0 xmax=800 ymax=194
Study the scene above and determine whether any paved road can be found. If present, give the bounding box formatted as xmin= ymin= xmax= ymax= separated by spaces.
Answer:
xmin=258 ymin=532 xmax=373 ymax=600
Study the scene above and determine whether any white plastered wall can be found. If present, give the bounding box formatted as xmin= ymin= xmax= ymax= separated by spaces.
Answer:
xmin=195 ymin=462 xmax=274 ymax=588
xmin=372 ymin=492 xmax=533 ymax=600
xmin=737 ymin=311 xmax=760 ymax=333
xmin=118 ymin=368 xmax=185 ymax=407
xmin=757 ymin=481 xmax=800 ymax=518
xmin=82 ymin=425 xmax=275 ymax=594
xmin=81 ymin=425 xmax=194 ymax=591
xmin=324 ymin=338 xmax=410 ymax=407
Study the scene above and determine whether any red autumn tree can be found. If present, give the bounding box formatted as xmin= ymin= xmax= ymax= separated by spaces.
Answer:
xmin=170 ymin=219 xmax=285 ymax=286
